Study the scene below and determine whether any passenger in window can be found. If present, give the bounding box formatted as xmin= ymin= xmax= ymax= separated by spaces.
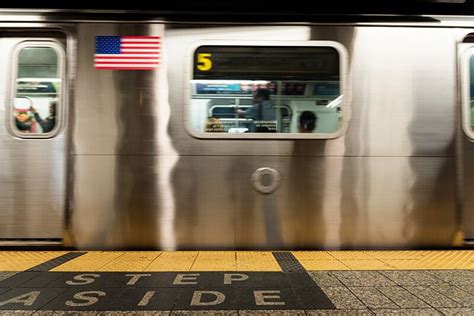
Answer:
xmin=235 ymin=88 xmax=276 ymax=132
xmin=283 ymin=83 xmax=295 ymax=95
xmin=299 ymin=111 xmax=317 ymax=133
xmin=267 ymin=82 xmax=276 ymax=93
xmin=295 ymin=84 xmax=305 ymax=95
xmin=240 ymin=83 xmax=252 ymax=94
xmin=15 ymin=110 xmax=34 ymax=133
xmin=205 ymin=116 xmax=225 ymax=132
xmin=30 ymin=101 xmax=56 ymax=133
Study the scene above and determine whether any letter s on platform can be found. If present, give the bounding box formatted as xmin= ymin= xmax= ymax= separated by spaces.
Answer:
xmin=197 ymin=53 xmax=212 ymax=71
xmin=66 ymin=274 xmax=100 ymax=285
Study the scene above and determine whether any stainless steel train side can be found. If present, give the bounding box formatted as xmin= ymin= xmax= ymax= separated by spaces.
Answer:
xmin=0 ymin=12 xmax=472 ymax=249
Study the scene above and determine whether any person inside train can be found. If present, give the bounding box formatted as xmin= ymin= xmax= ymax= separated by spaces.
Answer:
xmin=299 ymin=111 xmax=317 ymax=133
xmin=15 ymin=110 xmax=33 ymax=132
xmin=205 ymin=116 xmax=225 ymax=132
xmin=234 ymin=88 xmax=276 ymax=132
xmin=30 ymin=100 xmax=56 ymax=133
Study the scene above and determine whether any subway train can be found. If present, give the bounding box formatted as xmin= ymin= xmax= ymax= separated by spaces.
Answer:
xmin=0 ymin=7 xmax=473 ymax=250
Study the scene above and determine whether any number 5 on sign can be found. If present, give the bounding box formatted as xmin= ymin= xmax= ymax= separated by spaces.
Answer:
xmin=197 ymin=53 xmax=212 ymax=71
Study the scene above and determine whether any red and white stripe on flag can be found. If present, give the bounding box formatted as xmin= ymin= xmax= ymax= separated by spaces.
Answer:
xmin=94 ymin=36 xmax=160 ymax=70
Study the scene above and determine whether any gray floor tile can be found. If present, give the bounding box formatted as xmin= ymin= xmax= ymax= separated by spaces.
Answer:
xmin=425 ymin=271 xmax=474 ymax=286
xmin=332 ymin=271 xmax=396 ymax=287
xmin=402 ymin=272 xmax=449 ymax=286
xmin=33 ymin=312 xmax=171 ymax=315
xmin=404 ymin=286 xmax=460 ymax=308
xmin=110 ymin=311 xmax=171 ymax=315
xmin=437 ymin=307 xmax=474 ymax=315
xmin=306 ymin=309 xmax=373 ymax=315
xmin=307 ymin=271 xmax=343 ymax=287
xmin=456 ymin=285 xmax=474 ymax=296
xmin=0 ymin=311 xmax=34 ymax=315
xmin=101 ymin=313 xmax=170 ymax=316
xmin=379 ymin=271 xmax=420 ymax=287
xmin=173 ymin=311 xmax=238 ymax=315
xmin=371 ymin=308 xmax=441 ymax=315
xmin=33 ymin=311 xmax=90 ymax=316
xmin=238 ymin=310 xmax=304 ymax=315
xmin=349 ymin=287 xmax=398 ymax=309
xmin=376 ymin=286 xmax=430 ymax=308
xmin=319 ymin=286 xmax=366 ymax=310
xmin=430 ymin=285 xmax=474 ymax=308
xmin=330 ymin=271 xmax=365 ymax=287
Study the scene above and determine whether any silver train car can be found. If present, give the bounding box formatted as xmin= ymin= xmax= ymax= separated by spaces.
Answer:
xmin=0 ymin=9 xmax=473 ymax=249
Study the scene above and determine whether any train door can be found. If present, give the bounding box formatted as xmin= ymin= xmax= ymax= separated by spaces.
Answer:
xmin=0 ymin=31 xmax=67 ymax=244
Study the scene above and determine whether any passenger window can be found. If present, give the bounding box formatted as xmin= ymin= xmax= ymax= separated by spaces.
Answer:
xmin=11 ymin=44 xmax=64 ymax=137
xmin=188 ymin=43 xmax=347 ymax=138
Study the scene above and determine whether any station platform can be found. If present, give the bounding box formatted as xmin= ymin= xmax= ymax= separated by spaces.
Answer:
xmin=0 ymin=250 xmax=472 ymax=315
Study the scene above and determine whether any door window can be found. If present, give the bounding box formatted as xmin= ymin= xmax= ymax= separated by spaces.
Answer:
xmin=11 ymin=43 xmax=65 ymax=137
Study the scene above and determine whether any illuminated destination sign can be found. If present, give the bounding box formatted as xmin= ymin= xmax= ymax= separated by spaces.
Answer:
xmin=196 ymin=83 xmax=242 ymax=94
xmin=193 ymin=46 xmax=340 ymax=80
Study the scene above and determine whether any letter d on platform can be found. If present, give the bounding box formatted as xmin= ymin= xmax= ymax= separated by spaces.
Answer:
xmin=191 ymin=291 xmax=225 ymax=306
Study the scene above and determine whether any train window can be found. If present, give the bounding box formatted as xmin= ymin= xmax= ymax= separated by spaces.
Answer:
xmin=10 ymin=42 xmax=65 ymax=138
xmin=186 ymin=41 xmax=348 ymax=139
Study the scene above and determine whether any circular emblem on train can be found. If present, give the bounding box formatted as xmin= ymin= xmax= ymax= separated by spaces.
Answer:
xmin=251 ymin=167 xmax=281 ymax=194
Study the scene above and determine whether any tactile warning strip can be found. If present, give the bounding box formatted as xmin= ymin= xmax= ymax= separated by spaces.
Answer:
xmin=52 ymin=251 xmax=282 ymax=272
xmin=0 ymin=252 xmax=68 ymax=271
xmin=51 ymin=251 xmax=124 ymax=272
xmin=293 ymin=250 xmax=474 ymax=270
xmin=0 ymin=250 xmax=472 ymax=272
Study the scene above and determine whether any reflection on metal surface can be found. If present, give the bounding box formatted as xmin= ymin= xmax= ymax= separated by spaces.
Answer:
xmin=155 ymin=24 xmax=178 ymax=250
xmin=69 ymin=24 xmax=458 ymax=249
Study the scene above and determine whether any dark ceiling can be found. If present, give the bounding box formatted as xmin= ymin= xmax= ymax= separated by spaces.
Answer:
xmin=2 ymin=0 xmax=474 ymax=14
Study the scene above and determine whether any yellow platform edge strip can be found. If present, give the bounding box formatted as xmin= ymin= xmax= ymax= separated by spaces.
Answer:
xmin=292 ymin=250 xmax=474 ymax=270
xmin=0 ymin=250 xmax=472 ymax=272
xmin=51 ymin=251 xmax=283 ymax=272
xmin=0 ymin=251 xmax=69 ymax=271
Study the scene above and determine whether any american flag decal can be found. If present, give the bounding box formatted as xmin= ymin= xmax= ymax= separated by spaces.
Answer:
xmin=94 ymin=36 xmax=160 ymax=70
